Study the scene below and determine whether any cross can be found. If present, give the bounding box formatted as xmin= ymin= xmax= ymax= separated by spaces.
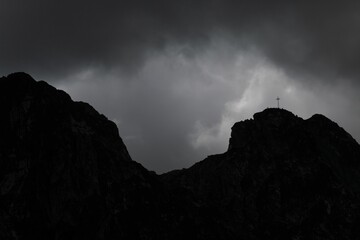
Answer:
xmin=276 ymin=97 xmax=280 ymax=108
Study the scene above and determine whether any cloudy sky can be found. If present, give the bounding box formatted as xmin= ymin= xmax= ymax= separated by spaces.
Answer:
xmin=1 ymin=0 xmax=360 ymax=173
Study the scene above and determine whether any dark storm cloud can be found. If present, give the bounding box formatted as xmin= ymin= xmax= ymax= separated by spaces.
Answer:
xmin=2 ymin=0 xmax=360 ymax=172
xmin=56 ymin=49 xmax=248 ymax=172
xmin=2 ymin=0 xmax=360 ymax=82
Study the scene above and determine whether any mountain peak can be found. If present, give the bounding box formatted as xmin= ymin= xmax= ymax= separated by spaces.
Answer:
xmin=4 ymin=72 xmax=36 ymax=87
xmin=7 ymin=71 xmax=35 ymax=80
xmin=228 ymin=108 xmax=302 ymax=151
xmin=253 ymin=107 xmax=297 ymax=118
xmin=253 ymin=108 xmax=302 ymax=127
xmin=229 ymin=108 xmax=355 ymax=153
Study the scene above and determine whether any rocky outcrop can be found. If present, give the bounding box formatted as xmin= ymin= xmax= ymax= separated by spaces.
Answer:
xmin=1 ymin=73 xmax=360 ymax=239
xmin=162 ymin=108 xmax=360 ymax=239
xmin=0 ymin=73 xmax=166 ymax=239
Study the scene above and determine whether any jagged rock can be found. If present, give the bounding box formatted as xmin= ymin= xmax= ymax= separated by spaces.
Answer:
xmin=162 ymin=108 xmax=360 ymax=239
xmin=1 ymin=73 xmax=360 ymax=239
xmin=0 ymin=73 xmax=165 ymax=240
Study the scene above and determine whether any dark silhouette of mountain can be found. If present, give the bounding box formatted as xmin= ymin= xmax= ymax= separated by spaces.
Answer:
xmin=162 ymin=108 xmax=360 ymax=239
xmin=0 ymin=73 xmax=169 ymax=239
xmin=1 ymin=73 xmax=360 ymax=239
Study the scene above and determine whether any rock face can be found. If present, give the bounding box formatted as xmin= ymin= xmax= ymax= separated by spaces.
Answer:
xmin=1 ymin=73 xmax=360 ymax=239
xmin=163 ymin=108 xmax=360 ymax=239
xmin=0 ymin=73 xmax=166 ymax=239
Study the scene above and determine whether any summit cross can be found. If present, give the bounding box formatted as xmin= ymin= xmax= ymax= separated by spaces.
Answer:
xmin=276 ymin=97 xmax=280 ymax=108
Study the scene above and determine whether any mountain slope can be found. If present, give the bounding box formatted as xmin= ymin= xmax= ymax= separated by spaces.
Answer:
xmin=162 ymin=108 xmax=360 ymax=239
xmin=0 ymin=73 xmax=165 ymax=239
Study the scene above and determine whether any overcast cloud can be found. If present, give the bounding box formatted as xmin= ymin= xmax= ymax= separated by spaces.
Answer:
xmin=1 ymin=0 xmax=360 ymax=172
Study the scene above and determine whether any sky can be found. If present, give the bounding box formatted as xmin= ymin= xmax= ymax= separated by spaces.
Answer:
xmin=1 ymin=0 xmax=360 ymax=173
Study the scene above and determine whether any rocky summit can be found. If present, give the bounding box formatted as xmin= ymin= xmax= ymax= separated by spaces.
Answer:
xmin=1 ymin=73 xmax=360 ymax=240
xmin=163 ymin=108 xmax=360 ymax=239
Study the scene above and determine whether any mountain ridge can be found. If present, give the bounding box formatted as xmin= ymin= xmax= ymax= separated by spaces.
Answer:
xmin=1 ymin=72 xmax=360 ymax=239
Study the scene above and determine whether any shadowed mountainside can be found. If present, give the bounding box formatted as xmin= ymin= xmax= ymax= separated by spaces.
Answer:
xmin=0 ymin=73 xmax=169 ymax=239
xmin=162 ymin=108 xmax=360 ymax=239
xmin=1 ymin=73 xmax=360 ymax=239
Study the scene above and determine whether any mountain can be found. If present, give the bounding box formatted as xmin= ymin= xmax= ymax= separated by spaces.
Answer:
xmin=1 ymin=73 xmax=360 ymax=239
xmin=0 ymin=73 xmax=168 ymax=239
xmin=162 ymin=108 xmax=360 ymax=239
